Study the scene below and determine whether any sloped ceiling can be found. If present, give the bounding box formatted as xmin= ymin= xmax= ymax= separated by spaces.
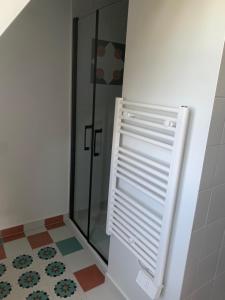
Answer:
xmin=0 ymin=0 xmax=30 ymax=37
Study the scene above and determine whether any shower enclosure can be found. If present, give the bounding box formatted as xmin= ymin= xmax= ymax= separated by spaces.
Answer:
xmin=70 ymin=1 xmax=128 ymax=262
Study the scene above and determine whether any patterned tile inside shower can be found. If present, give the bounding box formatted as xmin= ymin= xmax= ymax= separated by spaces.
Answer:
xmin=0 ymin=216 xmax=117 ymax=300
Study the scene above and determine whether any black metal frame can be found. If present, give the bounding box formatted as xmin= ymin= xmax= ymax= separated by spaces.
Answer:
xmin=69 ymin=17 xmax=78 ymax=220
xmin=69 ymin=11 xmax=108 ymax=264
xmin=87 ymin=9 xmax=99 ymax=241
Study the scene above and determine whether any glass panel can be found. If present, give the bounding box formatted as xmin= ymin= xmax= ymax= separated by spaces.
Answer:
xmin=73 ymin=13 xmax=96 ymax=236
xmin=89 ymin=1 xmax=129 ymax=260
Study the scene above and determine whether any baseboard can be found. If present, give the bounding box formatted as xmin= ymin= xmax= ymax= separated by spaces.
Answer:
xmin=106 ymin=273 xmax=130 ymax=300
xmin=0 ymin=214 xmax=68 ymax=241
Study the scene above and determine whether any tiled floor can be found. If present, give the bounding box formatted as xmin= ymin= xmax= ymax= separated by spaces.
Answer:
xmin=0 ymin=221 xmax=123 ymax=300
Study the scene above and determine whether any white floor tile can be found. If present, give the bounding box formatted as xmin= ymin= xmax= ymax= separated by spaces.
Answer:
xmin=4 ymin=238 xmax=32 ymax=257
xmin=48 ymin=225 xmax=74 ymax=242
xmin=62 ymin=249 xmax=96 ymax=273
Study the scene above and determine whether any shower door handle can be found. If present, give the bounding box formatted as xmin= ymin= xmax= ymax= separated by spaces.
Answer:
xmin=84 ymin=125 xmax=92 ymax=151
xmin=93 ymin=129 xmax=102 ymax=157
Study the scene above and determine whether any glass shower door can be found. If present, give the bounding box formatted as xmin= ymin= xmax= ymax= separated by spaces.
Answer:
xmin=71 ymin=1 xmax=128 ymax=262
xmin=89 ymin=1 xmax=129 ymax=261
xmin=73 ymin=13 xmax=96 ymax=236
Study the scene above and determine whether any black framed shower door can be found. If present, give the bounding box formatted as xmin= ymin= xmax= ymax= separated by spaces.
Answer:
xmin=70 ymin=1 xmax=128 ymax=263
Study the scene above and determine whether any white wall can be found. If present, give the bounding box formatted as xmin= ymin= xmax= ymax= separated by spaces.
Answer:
xmin=0 ymin=0 xmax=72 ymax=229
xmin=181 ymin=48 xmax=225 ymax=300
xmin=108 ymin=0 xmax=225 ymax=299
xmin=0 ymin=0 xmax=31 ymax=37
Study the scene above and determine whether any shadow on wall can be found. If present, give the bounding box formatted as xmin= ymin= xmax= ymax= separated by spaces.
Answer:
xmin=0 ymin=0 xmax=71 ymax=229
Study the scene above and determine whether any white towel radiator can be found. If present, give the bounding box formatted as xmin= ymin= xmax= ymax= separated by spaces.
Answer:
xmin=106 ymin=98 xmax=189 ymax=299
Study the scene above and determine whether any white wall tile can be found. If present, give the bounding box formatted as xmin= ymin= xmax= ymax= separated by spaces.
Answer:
xmin=216 ymin=245 xmax=225 ymax=276
xmin=184 ymin=50 xmax=225 ymax=299
xmin=181 ymin=256 xmax=198 ymax=299
xmin=213 ymin=144 xmax=225 ymax=186
xmin=193 ymin=190 xmax=211 ymax=231
xmin=196 ymin=251 xmax=218 ymax=288
xmin=216 ymin=48 xmax=225 ymax=98
xmin=182 ymin=295 xmax=192 ymax=300
xmin=207 ymin=184 xmax=225 ymax=223
xmin=222 ymin=230 xmax=225 ymax=247
xmin=191 ymin=281 xmax=213 ymax=300
xmin=211 ymin=272 xmax=225 ymax=300
xmin=207 ymin=99 xmax=225 ymax=146
xmin=220 ymin=121 xmax=225 ymax=144
xmin=188 ymin=228 xmax=205 ymax=262
xmin=201 ymin=218 xmax=225 ymax=258
xmin=200 ymin=146 xmax=219 ymax=190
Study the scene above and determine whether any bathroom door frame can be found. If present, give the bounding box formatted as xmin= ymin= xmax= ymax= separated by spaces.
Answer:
xmin=69 ymin=12 xmax=108 ymax=264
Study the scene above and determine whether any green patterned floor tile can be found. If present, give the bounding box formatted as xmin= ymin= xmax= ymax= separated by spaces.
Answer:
xmin=56 ymin=238 xmax=83 ymax=256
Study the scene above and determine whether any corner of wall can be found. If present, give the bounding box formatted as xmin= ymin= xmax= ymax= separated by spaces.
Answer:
xmin=181 ymin=43 xmax=225 ymax=300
